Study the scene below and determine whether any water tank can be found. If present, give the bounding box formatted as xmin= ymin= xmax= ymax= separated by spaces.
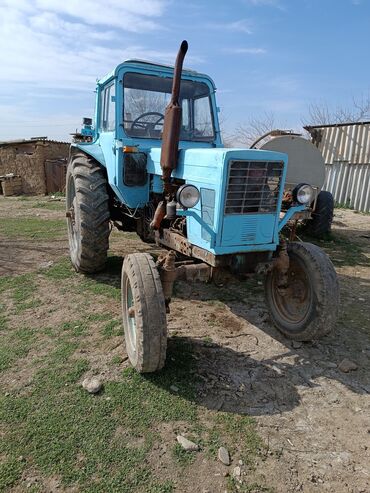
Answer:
xmin=261 ymin=135 xmax=325 ymax=190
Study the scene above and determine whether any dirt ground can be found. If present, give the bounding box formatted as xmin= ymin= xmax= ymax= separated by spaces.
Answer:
xmin=0 ymin=196 xmax=369 ymax=493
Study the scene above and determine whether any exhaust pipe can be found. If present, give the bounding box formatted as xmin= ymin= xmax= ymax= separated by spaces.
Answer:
xmin=160 ymin=40 xmax=188 ymax=193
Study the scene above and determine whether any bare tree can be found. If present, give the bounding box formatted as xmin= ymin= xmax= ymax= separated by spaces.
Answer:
xmin=305 ymin=94 xmax=370 ymax=126
xmin=233 ymin=111 xmax=277 ymax=147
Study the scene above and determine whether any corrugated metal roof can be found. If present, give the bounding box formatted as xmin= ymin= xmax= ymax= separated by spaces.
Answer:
xmin=0 ymin=138 xmax=69 ymax=146
xmin=306 ymin=121 xmax=370 ymax=165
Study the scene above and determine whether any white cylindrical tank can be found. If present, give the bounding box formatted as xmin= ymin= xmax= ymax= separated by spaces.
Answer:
xmin=261 ymin=135 xmax=326 ymax=190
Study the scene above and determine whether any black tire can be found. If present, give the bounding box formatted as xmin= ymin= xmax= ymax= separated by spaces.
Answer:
xmin=265 ymin=242 xmax=339 ymax=341
xmin=66 ymin=152 xmax=110 ymax=273
xmin=121 ymin=253 xmax=167 ymax=373
xmin=305 ymin=191 xmax=334 ymax=238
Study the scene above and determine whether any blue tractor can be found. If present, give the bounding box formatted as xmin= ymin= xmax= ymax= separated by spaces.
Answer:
xmin=66 ymin=41 xmax=339 ymax=373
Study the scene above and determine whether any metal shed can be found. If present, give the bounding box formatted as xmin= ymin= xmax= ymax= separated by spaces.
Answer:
xmin=305 ymin=121 xmax=370 ymax=213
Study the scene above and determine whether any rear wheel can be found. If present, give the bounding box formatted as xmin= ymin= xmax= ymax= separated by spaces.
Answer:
xmin=66 ymin=152 xmax=110 ymax=273
xmin=305 ymin=191 xmax=334 ymax=238
xmin=121 ymin=253 xmax=167 ymax=373
xmin=265 ymin=242 xmax=338 ymax=341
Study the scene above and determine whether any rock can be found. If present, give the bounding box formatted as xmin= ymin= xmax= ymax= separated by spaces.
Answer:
xmin=321 ymin=361 xmax=337 ymax=369
xmin=338 ymin=358 xmax=358 ymax=373
xmin=238 ymin=459 xmax=243 ymax=466
xmin=218 ymin=446 xmax=230 ymax=465
xmin=82 ymin=377 xmax=102 ymax=394
xmin=233 ymin=466 xmax=241 ymax=477
xmin=170 ymin=385 xmax=179 ymax=392
xmin=292 ymin=341 xmax=303 ymax=349
xmin=176 ymin=435 xmax=199 ymax=451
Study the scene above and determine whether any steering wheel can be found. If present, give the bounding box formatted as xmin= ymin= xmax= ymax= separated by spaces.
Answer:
xmin=131 ymin=112 xmax=165 ymax=135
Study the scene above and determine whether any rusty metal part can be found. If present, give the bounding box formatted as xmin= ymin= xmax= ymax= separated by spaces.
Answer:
xmin=289 ymin=219 xmax=298 ymax=241
xmin=156 ymin=229 xmax=193 ymax=257
xmin=160 ymin=40 xmax=188 ymax=194
xmin=176 ymin=263 xmax=211 ymax=282
xmin=157 ymin=251 xmax=177 ymax=312
xmin=156 ymin=229 xmax=225 ymax=267
xmin=272 ymin=241 xmax=290 ymax=293
xmin=150 ymin=201 xmax=167 ymax=230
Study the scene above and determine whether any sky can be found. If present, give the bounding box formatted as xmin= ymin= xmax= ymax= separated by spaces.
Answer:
xmin=0 ymin=0 xmax=369 ymax=142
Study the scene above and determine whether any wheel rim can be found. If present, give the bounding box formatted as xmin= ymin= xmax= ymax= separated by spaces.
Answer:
xmin=125 ymin=279 xmax=137 ymax=353
xmin=66 ymin=176 xmax=79 ymax=254
xmin=271 ymin=257 xmax=313 ymax=328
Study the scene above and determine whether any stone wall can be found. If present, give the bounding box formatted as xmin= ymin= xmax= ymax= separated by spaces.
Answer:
xmin=0 ymin=141 xmax=69 ymax=195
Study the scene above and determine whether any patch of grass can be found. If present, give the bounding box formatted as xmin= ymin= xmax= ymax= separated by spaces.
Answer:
xmin=0 ymin=456 xmax=24 ymax=491
xmin=32 ymin=201 xmax=65 ymax=211
xmin=0 ymin=273 xmax=40 ymax=313
xmin=0 ymin=217 xmax=65 ymax=239
xmin=80 ymin=277 xmax=121 ymax=300
xmin=148 ymin=481 xmax=175 ymax=493
xmin=102 ymin=319 xmax=121 ymax=338
xmin=0 ymin=336 xmax=199 ymax=491
xmin=172 ymin=443 xmax=197 ymax=466
xmin=48 ymin=191 xmax=65 ymax=197
xmin=302 ymin=232 xmax=370 ymax=267
xmin=0 ymin=327 xmax=36 ymax=372
xmin=0 ymin=314 xmax=8 ymax=331
xmin=42 ymin=257 xmax=76 ymax=280
xmin=204 ymin=413 xmax=262 ymax=466
xmin=60 ymin=320 xmax=89 ymax=337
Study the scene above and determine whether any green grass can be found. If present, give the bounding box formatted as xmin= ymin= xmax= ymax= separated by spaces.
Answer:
xmin=32 ymin=200 xmax=65 ymax=211
xmin=301 ymin=232 xmax=370 ymax=267
xmin=32 ymin=201 xmax=66 ymax=212
xmin=172 ymin=443 xmax=197 ymax=466
xmin=0 ymin=327 xmax=36 ymax=372
xmin=0 ymin=217 xmax=66 ymax=239
xmin=42 ymin=256 xmax=76 ymax=280
xmin=0 ymin=273 xmax=41 ymax=313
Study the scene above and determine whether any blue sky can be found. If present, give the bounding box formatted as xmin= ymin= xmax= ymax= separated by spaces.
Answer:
xmin=0 ymin=0 xmax=369 ymax=141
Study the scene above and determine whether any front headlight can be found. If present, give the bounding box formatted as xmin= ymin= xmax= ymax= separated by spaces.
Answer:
xmin=176 ymin=184 xmax=200 ymax=209
xmin=293 ymin=183 xmax=314 ymax=205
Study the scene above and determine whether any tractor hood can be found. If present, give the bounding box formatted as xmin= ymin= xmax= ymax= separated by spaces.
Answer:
xmin=146 ymin=147 xmax=288 ymax=185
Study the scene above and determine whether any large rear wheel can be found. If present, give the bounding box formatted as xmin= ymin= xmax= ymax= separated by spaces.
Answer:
xmin=265 ymin=242 xmax=339 ymax=341
xmin=66 ymin=152 xmax=110 ymax=273
xmin=121 ymin=253 xmax=167 ymax=373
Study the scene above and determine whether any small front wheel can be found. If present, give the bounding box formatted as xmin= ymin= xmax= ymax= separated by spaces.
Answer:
xmin=121 ymin=253 xmax=167 ymax=373
xmin=265 ymin=242 xmax=339 ymax=341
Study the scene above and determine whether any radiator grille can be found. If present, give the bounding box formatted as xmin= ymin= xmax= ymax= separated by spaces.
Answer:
xmin=225 ymin=160 xmax=284 ymax=214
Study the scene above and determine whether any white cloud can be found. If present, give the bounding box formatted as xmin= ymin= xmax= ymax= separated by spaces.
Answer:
xmin=206 ymin=18 xmax=253 ymax=34
xmin=224 ymin=47 xmax=267 ymax=54
xmin=0 ymin=1 xmax=175 ymax=91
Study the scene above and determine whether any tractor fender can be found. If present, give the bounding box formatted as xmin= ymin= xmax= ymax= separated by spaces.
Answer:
xmin=70 ymin=142 xmax=106 ymax=168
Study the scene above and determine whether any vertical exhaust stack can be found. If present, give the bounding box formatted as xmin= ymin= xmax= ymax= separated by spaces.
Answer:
xmin=160 ymin=40 xmax=188 ymax=194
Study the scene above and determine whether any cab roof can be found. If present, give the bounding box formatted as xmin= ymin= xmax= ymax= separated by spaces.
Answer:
xmin=97 ymin=59 xmax=216 ymax=89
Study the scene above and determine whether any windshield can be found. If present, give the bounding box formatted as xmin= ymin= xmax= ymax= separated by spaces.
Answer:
xmin=123 ymin=72 xmax=215 ymax=142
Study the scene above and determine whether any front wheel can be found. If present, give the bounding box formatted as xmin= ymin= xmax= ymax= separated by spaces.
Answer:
xmin=265 ymin=242 xmax=339 ymax=341
xmin=121 ymin=253 xmax=167 ymax=373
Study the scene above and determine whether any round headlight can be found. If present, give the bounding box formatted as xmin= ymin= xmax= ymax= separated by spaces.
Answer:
xmin=293 ymin=183 xmax=314 ymax=205
xmin=176 ymin=184 xmax=200 ymax=209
